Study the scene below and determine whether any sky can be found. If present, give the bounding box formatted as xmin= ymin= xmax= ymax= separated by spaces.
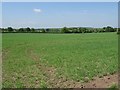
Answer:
xmin=2 ymin=2 xmax=118 ymax=28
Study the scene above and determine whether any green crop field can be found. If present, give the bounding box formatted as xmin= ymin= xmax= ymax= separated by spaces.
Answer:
xmin=2 ymin=33 xmax=118 ymax=88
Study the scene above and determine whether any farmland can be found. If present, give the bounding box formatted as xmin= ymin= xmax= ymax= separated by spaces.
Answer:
xmin=2 ymin=33 xmax=118 ymax=88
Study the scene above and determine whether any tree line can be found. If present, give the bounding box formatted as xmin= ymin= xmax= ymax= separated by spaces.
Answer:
xmin=0 ymin=26 xmax=119 ymax=34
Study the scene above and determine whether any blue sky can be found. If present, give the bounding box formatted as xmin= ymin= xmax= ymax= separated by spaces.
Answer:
xmin=2 ymin=2 xmax=118 ymax=28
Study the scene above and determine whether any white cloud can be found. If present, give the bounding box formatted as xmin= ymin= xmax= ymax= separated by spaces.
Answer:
xmin=33 ymin=8 xmax=42 ymax=13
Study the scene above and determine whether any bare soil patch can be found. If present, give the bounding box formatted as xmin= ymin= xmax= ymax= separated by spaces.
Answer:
xmin=81 ymin=73 xmax=118 ymax=88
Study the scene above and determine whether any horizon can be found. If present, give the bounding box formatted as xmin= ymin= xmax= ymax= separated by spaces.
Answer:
xmin=1 ymin=26 xmax=117 ymax=29
xmin=2 ymin=2 xmax=118 ymax=28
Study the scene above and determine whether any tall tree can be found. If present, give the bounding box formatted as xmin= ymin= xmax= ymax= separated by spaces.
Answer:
xmin=8 ymin=27 xmax=13 ymax=32
xmin=25 ymin=27 xmax=31 ymax=32
xmin=61 ymin=27 xmax=69 ymax=33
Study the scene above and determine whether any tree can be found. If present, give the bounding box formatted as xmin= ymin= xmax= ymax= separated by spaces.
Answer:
xmin=103 ymin=27 xmax=106 ymax=30
xmin=103 ymin=26 xmax=114 ymax=32
xmin=93 ymin=29 xmax=97 ymax=33
xmin=46 ymin=29 xmax=50 ymax=32
xmin=0 ymin=28 xmax=1 ymax=32
xmin=72 ymin=28 xmax=79 ymax=33
xmin=25 ymin=27 xmax=31 ymax=32
xmin=61 ymin=27 xmax=69 ymax=33
xmin=117 ymin=28 xmax=120 ymax=34
xmin=1 ymin=28 xmax=6 ymax=32
xmin=41 ymin=29 xmax=46 ymax=33
xmin=18 ymin=28 xmax=24 ymax=32
xmin=81 ymin=28 xmax=87 ymax=33
xmin=114 ymin=28 xmax=117 ymax=32
xmin=78 ymin=28 xmax=82 ymax=33
xmin=31 ymin=28 xmax=35 ymax=32
xmin=97 ymin=28 xmax=104 ymax=33
xmin=8 ymin=27 xmax=13 ymax=32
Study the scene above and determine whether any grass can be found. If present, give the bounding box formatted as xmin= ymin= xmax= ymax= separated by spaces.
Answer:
xmin=108 ymin=83 xmax=118 ymax=90
xmin=2 ymin=33 xmax=118 ymax=88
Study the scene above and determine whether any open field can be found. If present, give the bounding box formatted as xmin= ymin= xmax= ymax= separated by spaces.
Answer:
xmin=2 ymin=33 xmax=118 ymax=88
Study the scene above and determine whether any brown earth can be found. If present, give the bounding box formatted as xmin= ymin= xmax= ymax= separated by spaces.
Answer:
xmin=26 ymin=49 xmax=118 ymax=88
xmin=81 ymin=73 xmax=118 ymax=88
